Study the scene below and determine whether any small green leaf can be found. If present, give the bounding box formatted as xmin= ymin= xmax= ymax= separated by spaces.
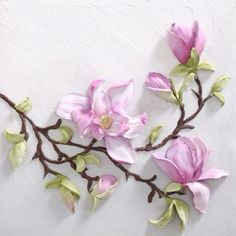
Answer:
xmin=211 ymin=75 xmax=230 ymax=93
xmin=165 ymin=182 xmax=183 ymax=194
xmin=60 ymin=176 xmax=80 ymax=197
xmin=3 ymin=129 xmax=25 ymax=144
xmin=149 ymin=202 xmax=174 ymax=228
xmin=60 ymin=186 xmax=78 ymax=213
xmin=8 ymin=141 xmax=26 ymax=170
xmin=149 ymin=125 xmax=163 ymax=145
xmin=180 ymin=72 xmax=195 ymax=91
xmin=186 ymin=48 xmax=199 ymax=69
xmin=74 ymin=156 xmax=86 ymax=173
xmin=197 ymin=61 xmax=215 ymax=71
xmin=212 ymin=92 xmax=225 ymax=106
xmin=59 ymin=125 xmax=73 ymax=143
xmin=45 ymin=175 xmax=62 ymax=189
xmin=15 ymin=97 xmax=32 ymax=113
xmin=170 ymin=64 xmax=192 ymax=77
xmin=173 ymin=199 xmax=189 ymax=229
xmin=83 ymin=153 xmax=101 ymax=167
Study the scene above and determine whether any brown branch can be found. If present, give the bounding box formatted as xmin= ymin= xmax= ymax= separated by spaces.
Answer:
xmin=135 ymin=76 xmax=212 ymax=152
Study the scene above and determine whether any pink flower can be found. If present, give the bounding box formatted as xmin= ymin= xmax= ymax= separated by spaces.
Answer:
xmin=153 ymin=136 xmax=228 ymax=213
xmin=145 ymin=72 xmax=174 ymax=102
xmin=56 ymin=80 xmax=148 ymax=164
xmin=146 ymin=72 xmax=171 ymax=91
xmin=167 ymin=21 xmax=205 ymax=64
xmin=92 ymin=174 xmax=118 ymax=198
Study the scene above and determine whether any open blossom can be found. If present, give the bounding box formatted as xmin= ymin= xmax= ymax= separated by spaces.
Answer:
xmin=56 ymin=80 xmax=147 ymax=164
xmin=167 ymin=21 xmax=205 ymax=64
xmin=145 ymin=72 xmax=175 ymax=102
xmin=153 ymin=136 xmax=228 ymax=213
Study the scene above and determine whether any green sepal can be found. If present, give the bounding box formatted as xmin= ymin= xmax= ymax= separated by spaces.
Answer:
xmin=45 ymin=175 xmax=62 ymax=189
xmin=8 ymin=140 xmax=27 ymax=170
xmin=197 ymin=61 xmax=215 ymax=71
xmin=149 ymin=202 xmax=174 ymax=228
xmin=180 ymin=72 xmax=195 ymax=92
xmin=60 ymin=176 xmax=80 ymax=197
xmin=15 ymin=97 xmax=32 ymax=113
xmin=212 ymin=92 xmax=225 ymax=106
xmin=170 ymin=64 xmax=192 ymax=77
xmin=211 ymin=75 xmax=230 ymax=93
xmin=83 ymin=153 xmax=101 ymax=167
xmin=186 ymin=48 xmax=199 ymax=70
xmin=3 ymin=129 xmax=25 ymax=144
xmin=165 ymin=182 xmax=183 ymax=194
xmin=90 ymin=195 xmax=99 ymax=211
xmin=74 ymin=156 xmax=86 ymax=173
xmin=149 ymin=125 xmax=163 ymax=145
xmin=173 ymin=198 xmax=189 ymax=230
xmin=59 ymin=125 xmax=73 ymax=143
xmin=60 ymin=186 xmax=78 ymax=213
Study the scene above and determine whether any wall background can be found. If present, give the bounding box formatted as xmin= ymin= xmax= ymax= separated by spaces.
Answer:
xmin=0 ymin=0 xmax=235 ymax=235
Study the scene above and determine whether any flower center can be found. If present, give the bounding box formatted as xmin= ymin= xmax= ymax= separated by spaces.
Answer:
xmin=101 ymin=115 xmax=113 ymax=129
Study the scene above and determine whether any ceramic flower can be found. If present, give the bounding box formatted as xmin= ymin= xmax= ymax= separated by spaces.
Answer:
xmin=145 ymin=72 xmax=174 ymax=102
xmin=153 ymin=136 xmax=228 ymax=213
xmin=167 ymin=21 xmax=205 ymax=64
xmin=56 ymin=80 xmax=148 ymax=164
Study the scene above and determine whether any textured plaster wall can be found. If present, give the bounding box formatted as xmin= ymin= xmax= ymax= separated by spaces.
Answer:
xmin=0 ymin=0 xmax=235 ymax=235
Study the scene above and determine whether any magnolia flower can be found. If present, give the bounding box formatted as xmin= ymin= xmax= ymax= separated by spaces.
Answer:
xmin=92 ymin=174 xmax=118 ymax=198
xmin=145 ymin=72 xmax=174 ymax=102
xmin=153 ymin=136 xmax=228 ymax=213
xmin=167 ymin=21 xmax=205 ymax=64
xmin=56 ymin=80 xmax=147 ymax=164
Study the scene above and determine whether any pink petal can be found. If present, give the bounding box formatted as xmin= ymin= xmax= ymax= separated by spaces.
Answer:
xmin=108 ymin=80 xmax=134 ymax=109
xmin=186 ymin=182 xmax=210 ymax=213
xmin=192 ymin=137 xmax=209 ymax=179
xmin=56 ymin=94 xmax=89 ymax=120
xmin=105 ymin=112 xmax=129 ymax=136
xmin=71 ymin=109 xmax=92 ymax=136
xmin=97 ymin=174 xmax=117 ymax=194
xmin=104 ymin=136 xmax=135 ymax=164
xmin=166 ymin=137 xmax=196 ymax=182
xmin=123 ymin=113 xmax=148 ymax=139
xmin=87 ymin=80 xmax=104 ymax=99
xmin=192 ymin=21 xmax=205 ymax=55
xmin=198 ymin=168 xmax=229 ymax=181
xmin=91 ymin=82 xmax=110 ymax=117
xmin=146 ymin=72 xmax=171 ymax=91
xmin=167 ymin=24 xmax=192 ymax=64
xmin=152 ymin=153 xmax=185 ymax=183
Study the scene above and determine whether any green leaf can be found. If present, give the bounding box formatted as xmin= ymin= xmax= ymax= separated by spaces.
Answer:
xmin=8 ymin=141 xmax=26 ymax=170
xmin=3 ymin=129 xmax=25 ymax=144
xmin=74 ymin=156 xmax=86 ymax=173
xmin=45 ymin=175 xmax=62 ymax=189
xmin=15 ymin=97 xmax=32 ymax=113
xmin=165 ymin=182 xmax=183 ymax=194
xmin=186 ymin=48 xmax=199 ymax=69
xmin=212 ymin=92 xmax=225 ymax=106
xmin=83 ymin=153 xmax=101 ymax=167
xmin=149 ymin=202 xmax=174 ymax=228
xmin=211 ymin=75 xmax=230 ymax=93
xmin=180 ymin=73 xmax=195 ymax=91
xmin=149 ymin=125 xmax=163 ymax=145
xmin=60 ymin=186 xmax=77 ymax=213
xmin=173 ymin=199 xmax=189 ymax=229
xmin=60 ymin=176 xmax=80 ymax=197
xmin=170 ymin=64 xmax=192 ymax=77
xmin=59 ymin=125 xmax=73 ymax=143
xmin=197 ymin=61 xmax=215 ymax=71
